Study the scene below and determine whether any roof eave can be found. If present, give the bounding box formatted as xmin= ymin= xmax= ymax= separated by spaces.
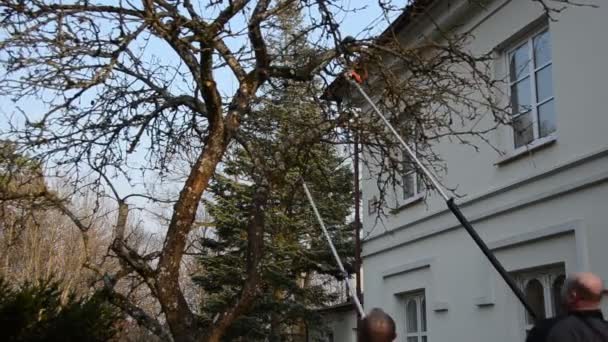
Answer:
xmin=321 ymin=0 xmax=437 ymax=102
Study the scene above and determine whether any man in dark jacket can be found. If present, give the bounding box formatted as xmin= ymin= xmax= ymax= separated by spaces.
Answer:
xmin=527 ymin=272 xmax=608 ymax=342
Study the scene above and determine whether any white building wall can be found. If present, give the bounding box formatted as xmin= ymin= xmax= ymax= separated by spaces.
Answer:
xmin=313 ymin=308 xmax=357 ymax=342
xmin=328 ymin=310 xmax=357 ymax=342
xmin=360 ymin=0 xmax=608 ymax=341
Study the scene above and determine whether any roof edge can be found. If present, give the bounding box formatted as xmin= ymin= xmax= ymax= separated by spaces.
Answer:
xmin=321 ymin=0 xmax=437 ymax=102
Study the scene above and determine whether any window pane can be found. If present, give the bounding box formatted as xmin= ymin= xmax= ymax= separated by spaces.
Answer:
xmin=510 ymin=43 xmax=530 ymax=81
xmin=511 ymin=78 xmax=532 ymax=114
xmin=403 ymin=150 xmax=416 ymax=199
xmin=525 ymin=279 xmax=547 ymax=325
xmin=407 ymin=300 xmax=418 ymax=333
xmin=552 ymin=275 xmax=566 ymax=316
xmin=538 ymin=99 xmax=556 ymax=138
xmin=422 ymin=337 xmax=427 ymax=342
xmin=535 ymin=65 xmax=554 ymax=102
xmin=421 ymin=298 xmax=427 ymax=332
xmin=407 ymin=337 xmax=419 ymax=342
xmin=403 ymin=173 xmax=415 ymax=199
xmin=513 ymin=112 xmax=534 ymax=148
xmin=534 ymin=30 xmax=552 ymax=67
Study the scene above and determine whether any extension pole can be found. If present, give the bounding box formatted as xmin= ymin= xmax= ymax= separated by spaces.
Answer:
xmin=353 ymin=131 xmax=363 ymax=314
xmin=347 ymin=78 xmax=537 ymax=319
xmin=301 ymin=178 xmax=366 ymax=319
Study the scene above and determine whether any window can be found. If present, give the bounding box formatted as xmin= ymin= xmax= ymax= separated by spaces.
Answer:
xmin=508 ymin=28 xmax=555 ymax=148
xmin=403 ymin=292 xmax=428 ymax=342
xmin=368 ymin=196 xmax=378 ymax=215
xmin=402 ymin=151 xmax=424 ymax=201
xmin=513 ymin=264 xmax=565 ymax=333
xmin=395 ymin=118 xmax=425 ymax=202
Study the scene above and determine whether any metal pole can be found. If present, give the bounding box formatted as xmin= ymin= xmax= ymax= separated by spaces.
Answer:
xmin=348 ymin=80 xmax=448 ymax=201
xmin=347 ymin=78 xmax=537 ymax=319
xmin=301 ymin=178 xmax=366 ymax=318
xmin=354 ymin=131 xmax=363 ymax=315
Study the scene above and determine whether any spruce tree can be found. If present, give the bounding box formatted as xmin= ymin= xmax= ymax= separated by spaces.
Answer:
xmin=196 ymin=142 xmax=354 ymax=341
xmin=0 ymin=277 xmax=120 ymax=341
xmin=195 ymin=8 xmax=355 ymax=338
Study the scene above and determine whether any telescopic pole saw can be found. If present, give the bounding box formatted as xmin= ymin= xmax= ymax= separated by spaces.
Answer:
xmin=344 ymin=72 xmax=537 ymax=320
xmin=301 ymin=178 xmax=366 ymax=319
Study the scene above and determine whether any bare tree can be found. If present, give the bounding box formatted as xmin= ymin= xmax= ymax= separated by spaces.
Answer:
xmin=0 ymin=193 xmax=112 ymax=300
xmin=0 ymin=1 xmax=590 ymax=341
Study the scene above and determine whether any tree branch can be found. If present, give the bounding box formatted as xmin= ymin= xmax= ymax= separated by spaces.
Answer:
xmin=102 ymin=276 xmax=173 ymax=342
xmin=213 ymin=38 xmax=247 ymax=82
xmin=249 ymin=0 xmax=271 ymax=72
xmin=210 ymin=0 xmax=251 ymax=35
xmin=269 ymin=48 xmax=341 ymax=81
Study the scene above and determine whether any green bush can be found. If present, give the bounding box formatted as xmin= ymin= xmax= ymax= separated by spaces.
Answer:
xmin=0 ymin=278 xmax=121 ymax=342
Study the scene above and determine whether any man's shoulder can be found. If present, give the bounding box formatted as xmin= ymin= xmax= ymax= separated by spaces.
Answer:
xmin=526 ymin=317 xmax=567 ymax=342
xmin=528 ymin=314 xmax=608 ymax=342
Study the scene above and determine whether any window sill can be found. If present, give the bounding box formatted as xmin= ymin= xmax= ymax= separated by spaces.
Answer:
xmin=391 ymin=193 xmax=425 ymax=214
xmin=432 ymin=301 xmax=449 ymax=312
xmin=474 ymin=296 xmax=495 ymax=307
xmin=495 ymin=135 xmax=557 ymax=166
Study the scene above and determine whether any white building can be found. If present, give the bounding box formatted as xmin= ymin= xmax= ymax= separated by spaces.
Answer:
xmin=314 ymin=301 xmax=358 ymax=342
xmin=328 ymin=0 xmax=608 ymax=341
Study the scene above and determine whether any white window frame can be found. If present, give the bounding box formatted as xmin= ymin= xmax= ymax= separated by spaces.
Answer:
xmin=402 ymin=152 xmax=424 ymax=202
xmin=513 ymin=264 xmax=565 ymax=333
xmin=400 ymin=126 xmax=425 ymax=203
xmin=368 ymin=196 xmax=378 ymax=215
xmin=403 ymin=292 xmax=428 ymax=342
xmin=506 ymin=26 xmax=555 ymax=150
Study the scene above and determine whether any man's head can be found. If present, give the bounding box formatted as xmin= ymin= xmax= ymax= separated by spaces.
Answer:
xmin=358 ymin=308 xmax=397 ymax=342
xmin=561 ymin=272 xmax=606 ymax=312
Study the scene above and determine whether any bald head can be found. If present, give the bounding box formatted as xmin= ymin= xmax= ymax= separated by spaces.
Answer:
xmin=562 ymin=272 xmax=605 ymax=312
xmin=358 ymin=308 xmax=396 ymax=342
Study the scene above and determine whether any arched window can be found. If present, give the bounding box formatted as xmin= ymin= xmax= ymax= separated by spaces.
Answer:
xmin=552 ymin=275 xmax=566 ymax=316
xmin=525 ymin=279 xmax=546 ymax=324
xmin=421 ymin=298 xmax=427 ymax=332
xmin=403 ymin=292 xmax=427 ymax=342
xmin=513 ymin=264 xmax=565 ymax=335
xmin=406 ymin=299 xmax=418 ymax=333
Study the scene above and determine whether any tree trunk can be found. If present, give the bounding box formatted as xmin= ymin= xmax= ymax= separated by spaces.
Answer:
xmin=156 ymin=119 xmax=230 ymax=342
xmin=205 ymin=180 xmax=268 ymax=342
xmin=269 ymin=288 xmax=283 ymax=342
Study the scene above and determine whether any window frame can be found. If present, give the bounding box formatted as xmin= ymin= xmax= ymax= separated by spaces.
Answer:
xmin=403 ymin=292 xmax=428 ymax=342
xmin=399 ymin=121 xmax=425 ymax=203
xmin=401 ymin=150 xmax=424 ymax=202
xmin=506 ymin=26 xmax=555 ymax=150
xmin=368 ymin=196 xmax=378 ymax=215
xmin=513 ymin=264 xmax=565 ymax=333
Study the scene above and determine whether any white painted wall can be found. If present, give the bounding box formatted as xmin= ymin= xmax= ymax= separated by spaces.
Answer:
xmin=312 ymin=308 xmax=357 ymax=342
xmin=358 ymin=0 xmax=608 ymax=341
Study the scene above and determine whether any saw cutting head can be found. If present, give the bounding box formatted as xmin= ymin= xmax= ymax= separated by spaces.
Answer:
xmin=345 ymin=64 xmax=368 ymax=85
